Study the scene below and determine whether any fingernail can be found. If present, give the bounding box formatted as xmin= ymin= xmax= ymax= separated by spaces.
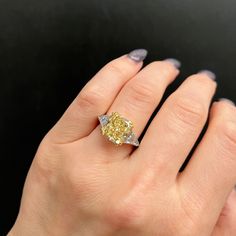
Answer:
xmin=127 ymin=49 xmax=148 ymax=62
xmin=218 ymin=98 xmax=235 ymax=106
xmin=164 ymin=58 xmax=181 ymax=69
xmin=197 ymin=70 xmax=216 ymax=80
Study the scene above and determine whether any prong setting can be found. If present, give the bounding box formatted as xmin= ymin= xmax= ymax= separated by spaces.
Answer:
xmin=98 ymin=112 xmax=139 ymax=147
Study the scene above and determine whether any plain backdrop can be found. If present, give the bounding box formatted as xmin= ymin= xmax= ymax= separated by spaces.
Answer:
xmin=1 ymin=0 xmax=236 ymax=234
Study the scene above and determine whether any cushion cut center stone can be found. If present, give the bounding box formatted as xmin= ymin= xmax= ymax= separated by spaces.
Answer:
xmin=101 ymin=112 xmax=133 ymax=145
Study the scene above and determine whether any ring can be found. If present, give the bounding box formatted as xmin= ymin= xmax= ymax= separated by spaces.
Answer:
xmin=98 ymin=112 xmax=139 ymax=147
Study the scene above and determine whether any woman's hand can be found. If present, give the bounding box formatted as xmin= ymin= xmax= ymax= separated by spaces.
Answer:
xmin=9 ymin=49 xmax=236 ymax=236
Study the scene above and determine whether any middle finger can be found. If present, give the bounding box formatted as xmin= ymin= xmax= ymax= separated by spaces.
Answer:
xmin=134 ymin=71 xmax=217 ymax=181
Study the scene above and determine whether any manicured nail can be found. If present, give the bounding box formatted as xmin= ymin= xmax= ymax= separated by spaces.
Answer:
xmin=127 ymin=49 xmax=148 ymax=62
xmin=218 ymin=98 xmax=235 ymax=106
xmin=198 ymin=70 xmax=216 ymax=80
xmin=164 ymin=58 xmax=181 ymax=69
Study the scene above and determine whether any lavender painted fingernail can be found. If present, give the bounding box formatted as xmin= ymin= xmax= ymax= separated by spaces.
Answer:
xmin=218 ymin=98 xmax=235 ymax=106
xmin=127 ymin=49 xmax=148 ymax=62
xmin=164 ymin=58 xmax=181 ymax=69
xmin=198 ymin=70 xmax=216 ymax=80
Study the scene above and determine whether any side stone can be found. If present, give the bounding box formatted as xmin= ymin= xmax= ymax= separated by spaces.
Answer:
xmin=98 ymin=115 xmax=109 ymax=126
xmin=124 ymin=132 xmax=139 ymax=146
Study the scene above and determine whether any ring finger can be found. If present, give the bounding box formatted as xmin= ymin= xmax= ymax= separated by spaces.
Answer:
xmin=90 ymin=58 xmax=180 ymax=157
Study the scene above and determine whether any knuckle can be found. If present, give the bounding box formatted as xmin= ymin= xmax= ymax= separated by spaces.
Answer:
xmin=127 ymin=81 xmax=156 ymax=106
xmin=217 ymin=120 xmax=236 ymax=155
xmin=107 ymin=61 xmax=127 ymax=78
xmin=34 ymin=154 xmax=52 ymax=179
xmin=66 ymin=166 xmax=89 ymax=199
xmin=105 ymin=201 xmax=146 ymax=230
xmin=67 ymin=167 xmax=82 ymax=193
xmin=33 ymin=141 xmax=60 ymax=184
xmin=171 ymin=96 xmax=206 ymax=127
xmin=77 ymin=89 xmax=104 ymax=111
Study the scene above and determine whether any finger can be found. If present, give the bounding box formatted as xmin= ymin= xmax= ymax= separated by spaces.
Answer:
xmin=47 ymin=49 xmax=147 ymax=143
xmin=178 ymin=100 xmax=236 ymax=231
xmin=90 ymin=59 xmax=180 ymax=157
xmin=134 ymin=71 xmax=216 ymax=181
xmin=212 ymin=187 xmax=236 ymax=235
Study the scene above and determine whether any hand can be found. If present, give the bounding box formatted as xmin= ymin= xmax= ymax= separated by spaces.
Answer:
xmin=9 ymin=49 xmax=236 ymax=236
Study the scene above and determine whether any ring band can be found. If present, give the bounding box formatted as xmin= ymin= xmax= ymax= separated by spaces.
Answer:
xmin=98 ymin=112 xmax=139 ymax=147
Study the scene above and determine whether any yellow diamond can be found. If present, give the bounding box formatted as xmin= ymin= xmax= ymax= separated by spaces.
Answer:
xmin=101 ymin=112 xmax=133 ymax=145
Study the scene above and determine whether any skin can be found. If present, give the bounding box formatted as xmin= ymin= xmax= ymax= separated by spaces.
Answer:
xmin=8 ymin=53 xmax=236 ymax=236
